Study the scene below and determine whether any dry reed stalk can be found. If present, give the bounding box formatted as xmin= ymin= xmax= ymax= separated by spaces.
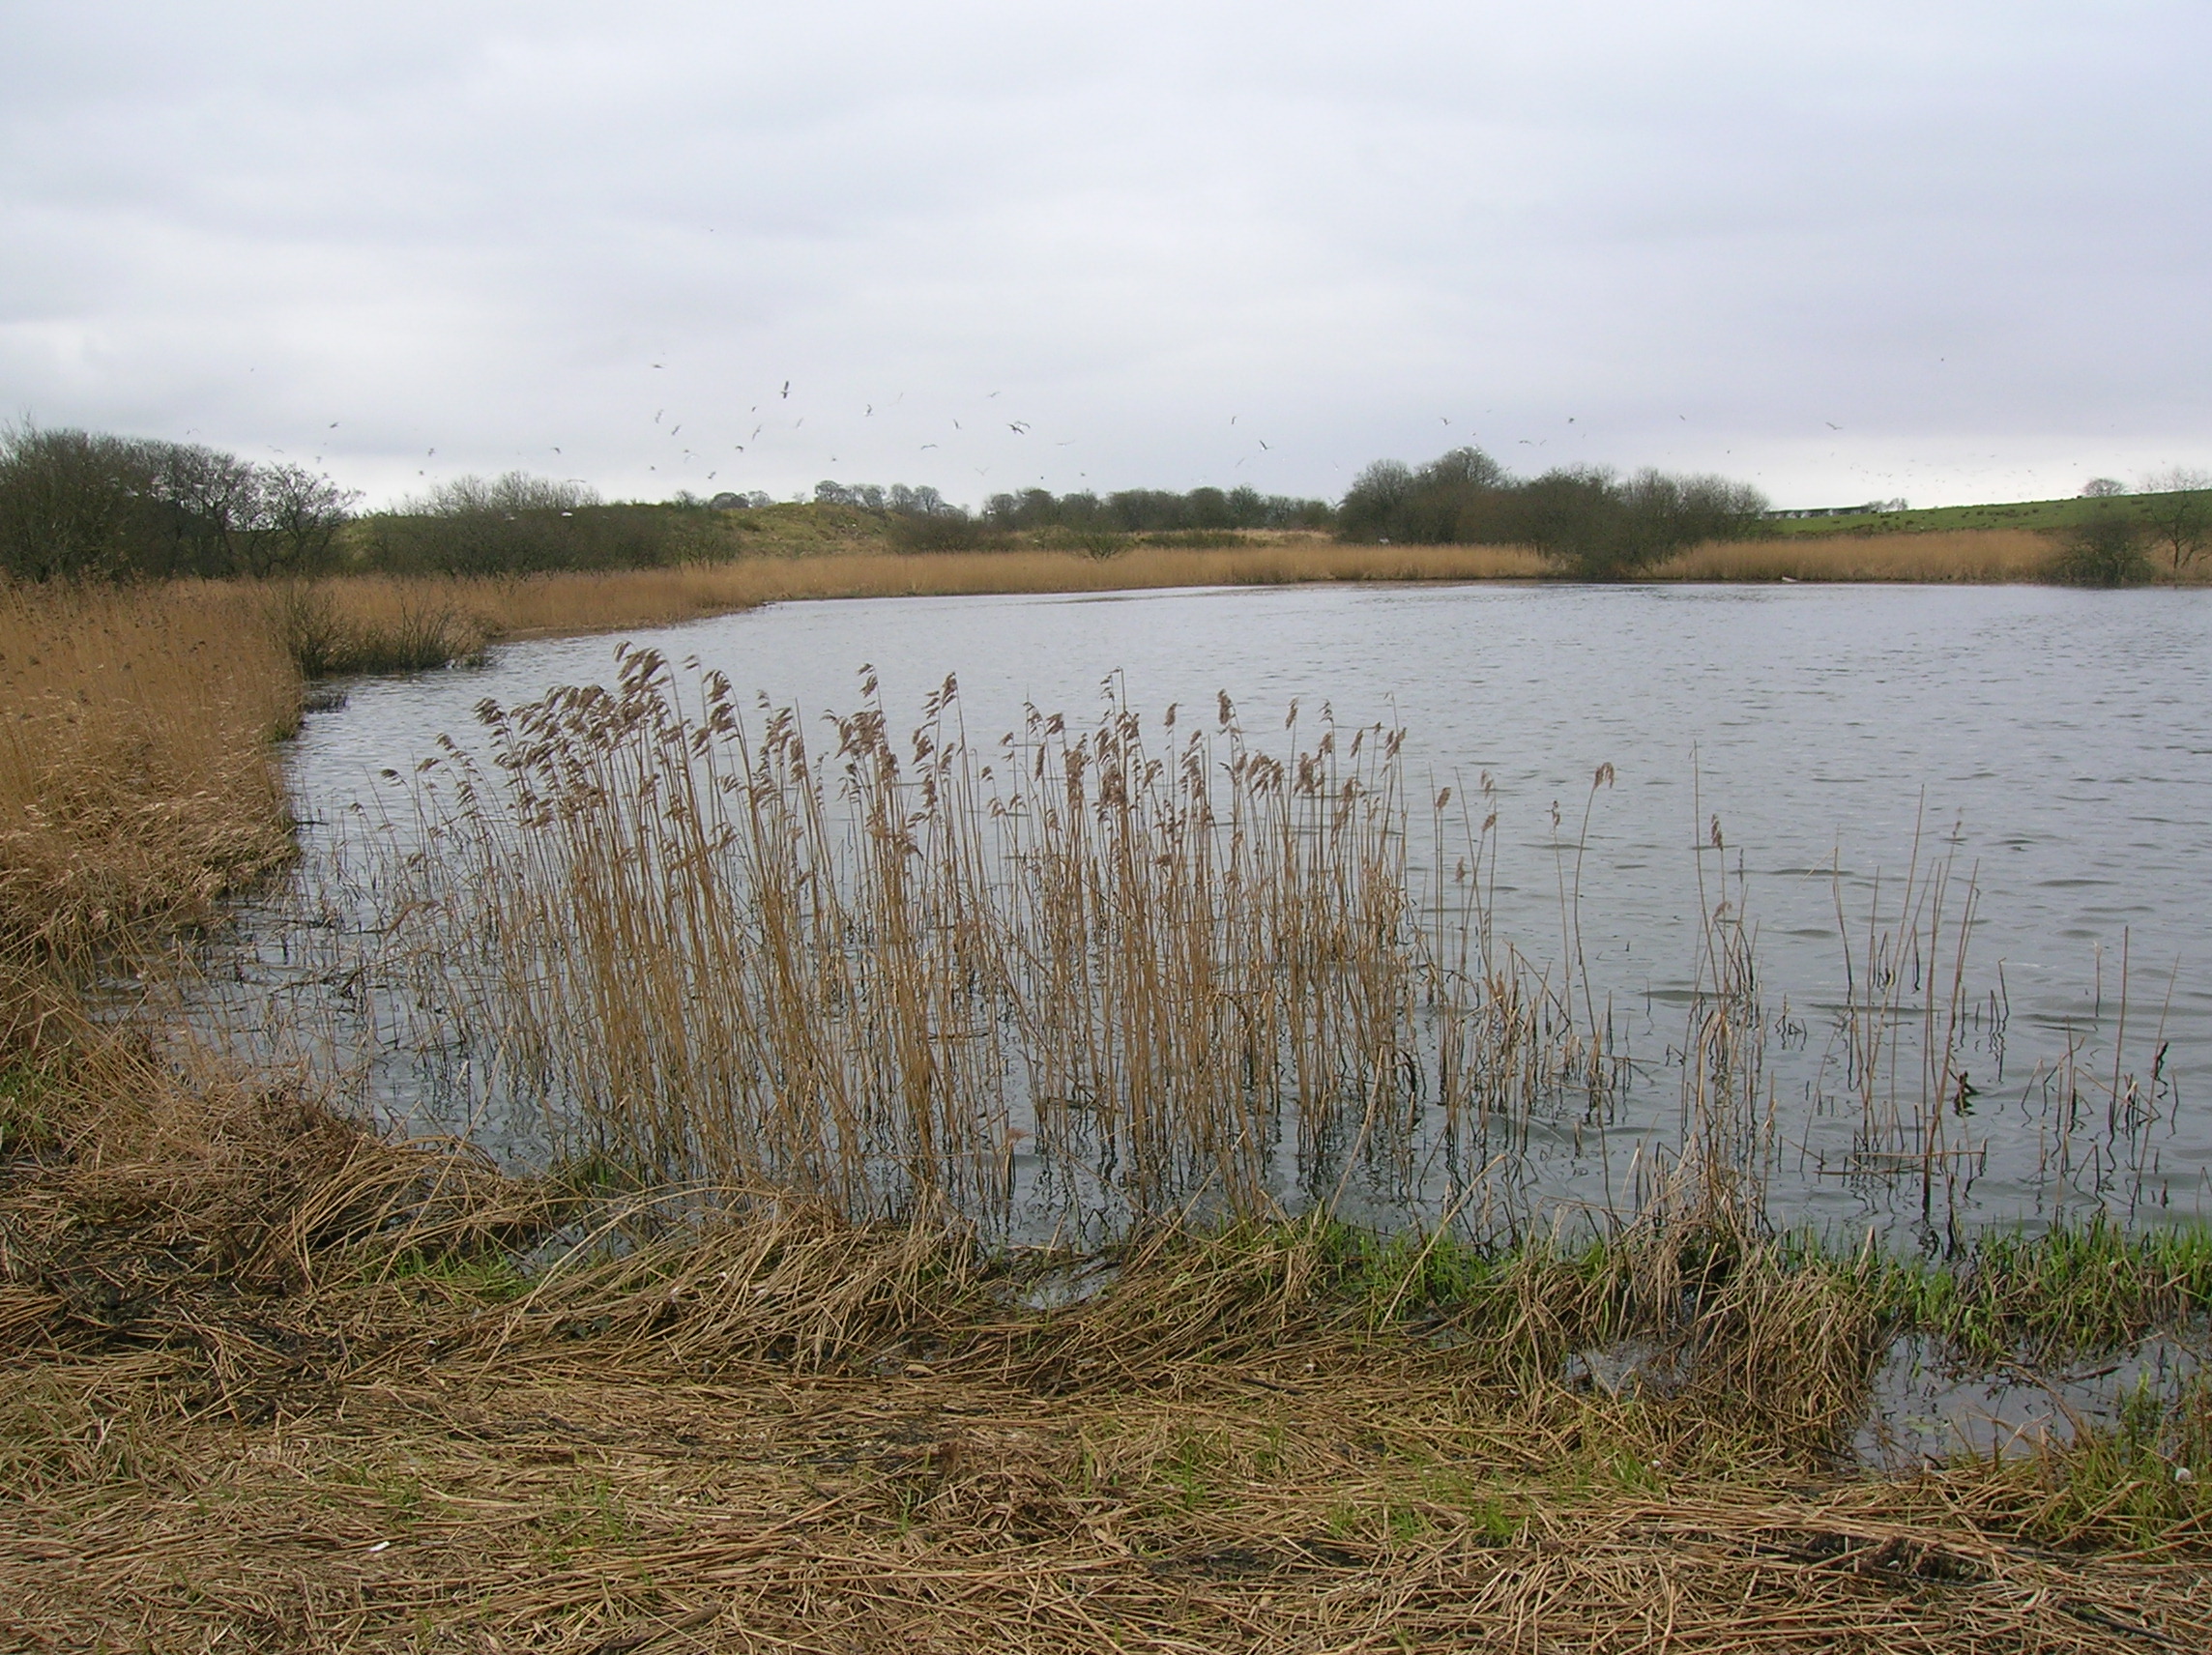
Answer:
xmin=1651 ymin=531 xmax=2063 ymax=583
xmin=364 ymin=654 xmax=1615 ymax=1234
xmin=0 ymin=582 xmax=298 ymax=1037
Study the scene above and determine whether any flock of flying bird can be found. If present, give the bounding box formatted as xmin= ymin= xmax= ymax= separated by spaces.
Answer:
xmin=488 ymin=362 xmax=1608 ymax=499
xmin=316 ymin=355 xmax=1875 ymax=502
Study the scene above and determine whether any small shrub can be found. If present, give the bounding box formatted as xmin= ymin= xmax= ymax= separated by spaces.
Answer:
xmin=887 ymin=508 xmax=1001 ymax=553
xmin=265 ymin=581 xmax=350 ymax=678
xmin=2048 ymin=512 xmax=2153 ymax=587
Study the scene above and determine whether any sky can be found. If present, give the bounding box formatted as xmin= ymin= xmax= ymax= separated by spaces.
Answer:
xmin=3 ymin=1 xmax=2208 ymax=512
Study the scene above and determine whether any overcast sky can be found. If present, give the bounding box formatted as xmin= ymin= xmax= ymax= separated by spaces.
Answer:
xmin=3 ymin=1 xmax=2207 ymax=511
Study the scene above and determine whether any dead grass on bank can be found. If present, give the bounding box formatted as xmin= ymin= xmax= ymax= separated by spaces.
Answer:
xmin=0 ymin=584 xmax=299 ymax=1040
xmin=3 ymin=1075 xmax=2209 ymax=1651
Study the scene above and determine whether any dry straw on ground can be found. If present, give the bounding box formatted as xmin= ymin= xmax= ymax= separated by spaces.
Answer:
xmin=2 ymin=1081 xmax=2207 ymax=1652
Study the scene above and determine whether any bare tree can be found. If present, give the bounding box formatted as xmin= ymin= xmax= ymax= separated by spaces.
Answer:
xmin=151 ymin=441 xmax=260 ymax=571
xmin=247 ymin=462 xmax=357 ymax=575
xmin=2136 ymin=466 xmax=2212 ymax=581
xmin=0 ymin=423 xmax=162 ymax=579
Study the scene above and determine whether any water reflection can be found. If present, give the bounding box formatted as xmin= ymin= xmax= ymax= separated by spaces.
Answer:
xmin=178 ymin=582 xmax=2212 ymax=1245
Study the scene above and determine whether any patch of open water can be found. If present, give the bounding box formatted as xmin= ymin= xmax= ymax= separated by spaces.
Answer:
xmin=184 ymin=581 xmax=2211 ymax=1258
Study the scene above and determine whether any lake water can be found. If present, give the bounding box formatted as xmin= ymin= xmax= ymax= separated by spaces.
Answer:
xmin=205 ymin=580 xmax=2212 ymax=1247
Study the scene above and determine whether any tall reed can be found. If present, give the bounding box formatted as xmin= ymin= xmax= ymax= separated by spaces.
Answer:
xmin=373 ymin=653 xmax=1623 ymax=1235
xmin=1650 ymin=531 xmax=2060 ymax=583
xmin=0 ymin=581 xmax=297 ymax=1042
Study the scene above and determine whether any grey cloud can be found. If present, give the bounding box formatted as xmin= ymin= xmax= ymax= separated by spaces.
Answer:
xmin=3 ymin=0 xmax=2207 ymax=510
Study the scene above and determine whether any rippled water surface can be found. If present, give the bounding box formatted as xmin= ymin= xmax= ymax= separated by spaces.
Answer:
xmin=218 ymin=581 xmax=2212 ymax=1240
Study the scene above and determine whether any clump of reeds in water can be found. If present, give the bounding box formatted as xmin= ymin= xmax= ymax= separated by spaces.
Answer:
xmin=377 ymin=648 xmax=1623 ymax=1236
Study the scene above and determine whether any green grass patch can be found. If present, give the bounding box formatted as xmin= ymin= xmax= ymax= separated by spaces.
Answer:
xmin=1765 ymin=485 xmax=2211 ymax=542
xmin=0 ymin=1056 xmax=66 ymax=1156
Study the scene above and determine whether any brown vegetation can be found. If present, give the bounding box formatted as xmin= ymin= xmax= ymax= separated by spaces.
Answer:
xmin=5 ymin=565 xmax=2209 ymax=1649
xmin=375 ymin=650 xmax=1615 ymax=1230
xmin=3 ymin=1071 xmax=2207 ymax=1652
xmin=1 ymin=583 xmax=298 ymax=1047
xmin=290 ymin=530 xmax=2199 ymax=662
xmin=1650 ymin=531 xmax=2070 ymax=583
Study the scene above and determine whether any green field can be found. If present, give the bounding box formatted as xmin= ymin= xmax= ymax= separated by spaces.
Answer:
xmin=1765 ymin=486 xmax=2209 ymax=539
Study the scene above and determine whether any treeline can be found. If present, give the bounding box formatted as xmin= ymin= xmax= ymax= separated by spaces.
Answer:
xmin=5 ymin=421 xmax=1782 ymax=587
xmin=982 ymin=484 xmax=1332 ymax=535
xmin=359 ymin=474 xmax=720 ymax=575
xmin=1338 ymin=449 xmax=1768 ymax=577
xmin=798 ymin=479 xmax=1334 ymax=553
xmin=0 ymin=423 xmax=353 ymax=581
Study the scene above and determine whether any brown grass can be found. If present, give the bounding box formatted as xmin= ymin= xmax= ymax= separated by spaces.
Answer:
xmin=1 ymin=1077 xmax=2205 ymax=1651
xmin=1650 ymin=530 xmax=2068 ymax=583
xmin=263 ymin=528 xmax=2201 ymax=685
xmin=0 ymin=583 xmax=299 ymax=1043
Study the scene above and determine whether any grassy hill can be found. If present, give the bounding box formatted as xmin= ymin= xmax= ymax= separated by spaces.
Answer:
xmin=1763 ymin=487 xmax=2205 ymax=538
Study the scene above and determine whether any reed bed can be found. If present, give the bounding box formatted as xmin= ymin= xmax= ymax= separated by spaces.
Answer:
xmin=369 ymin=652 xmax=1619 ymax=1236
xmin=0 ymin=582 xmax=298 ymax=1046
xmin=1650 ymin=531 xmax=2065 ymax=583
xmin=218 ymin=529 xmax=2199 ymax=693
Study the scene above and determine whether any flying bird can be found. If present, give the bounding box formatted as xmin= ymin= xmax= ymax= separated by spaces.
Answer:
xmin=864 ymin=404 xmax=873 ymax=417
xmin=1825 ymin=421 xmax=1842 ymax=430
xmin=780 ymin=381 xmax=791 ymax=398
xmin=920 ymin=442 xmax=938 ymax=450
xmin=1259 ymin=440 xmax=1270 ymax=450
xmin=329 ymin=421 xmax=339 ymax=429
xmin=1007 ymin=421 xmax=1030 ymax=434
